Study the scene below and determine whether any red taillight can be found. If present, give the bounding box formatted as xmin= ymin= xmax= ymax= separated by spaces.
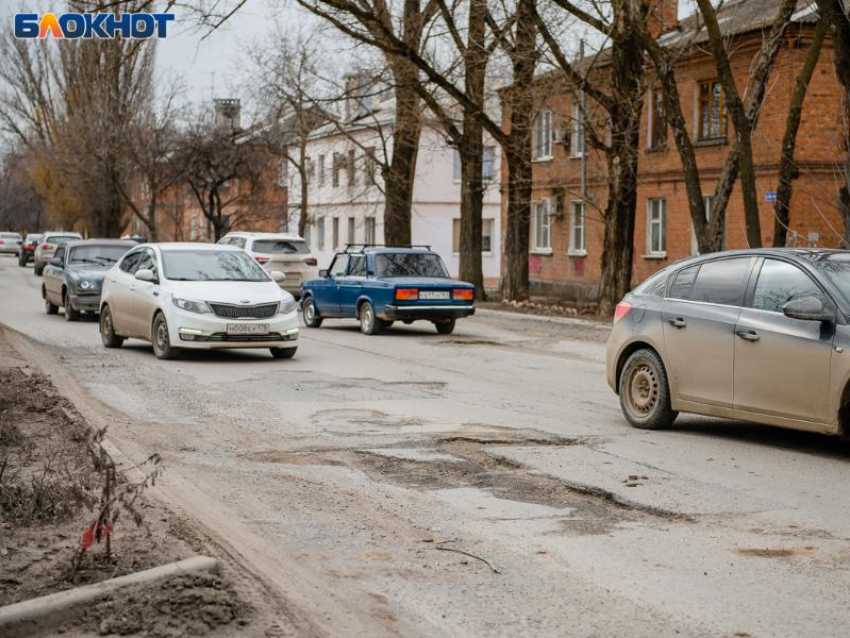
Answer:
xmin=453 ymin=288 xmax=474 ymax=301
xmin=304 ymin=257 xmax=318 ymax=267
xmin=254 ymin=255 xmax=270 ymax=265
xmin=613 ymin=301 xmax=632 ymax=324
xmin=395 ymin=288 xmax=419 ymax=301
xmin=0 ymin=240 xmax=4 ymax=245
xmin=40 ymin=243 xmax=50 ymax=250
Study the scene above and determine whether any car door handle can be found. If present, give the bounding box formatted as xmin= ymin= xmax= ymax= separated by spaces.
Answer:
xmin=668 ymin=318 xmax=687 ymax=328
xmin=737 ymin=330 xmax=761 ymax=342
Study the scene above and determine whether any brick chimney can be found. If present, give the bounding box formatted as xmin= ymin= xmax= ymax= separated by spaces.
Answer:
xmin=646 ymin=0 xmax=678 ymax=37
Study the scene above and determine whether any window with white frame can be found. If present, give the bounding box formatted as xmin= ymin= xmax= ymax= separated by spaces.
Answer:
xmin=646 ymin=198 xmax=667 ymax=256
xmin=532 ymin=199 xmax=553 ymax=252
xmin=452 ymin=218 xmax=494 ymax=254
xmin=452 ymin=150 xmax=462 ymax=181
xmin=482 ymin=146 xmax=496 ymax=181
xmin=571 ymin=103 xmax=585 ymax=157
xmin=569 ymin=201 xmax=586 ymax=255
xmin=534 ymin=109 xmax=553 ymax=161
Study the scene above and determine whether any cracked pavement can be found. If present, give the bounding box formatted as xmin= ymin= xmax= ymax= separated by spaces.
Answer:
xmin=3 ymin=254 xmax=850 ymax=637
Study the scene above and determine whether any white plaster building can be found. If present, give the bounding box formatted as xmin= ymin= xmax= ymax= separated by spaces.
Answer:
xmin=287 ymin=82 xmax=502 ymax=282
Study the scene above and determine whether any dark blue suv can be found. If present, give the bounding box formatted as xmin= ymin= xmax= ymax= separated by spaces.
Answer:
xmin=300 ymin=246 xmax=475 ymax=335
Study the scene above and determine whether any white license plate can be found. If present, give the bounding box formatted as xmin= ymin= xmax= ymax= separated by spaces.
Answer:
xmin=226 ymin=323 xmax=269 ymax=335
xmin=419 ymin=291 xmax=450 ymax=300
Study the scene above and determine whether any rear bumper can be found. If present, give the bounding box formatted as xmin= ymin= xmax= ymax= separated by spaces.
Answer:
xmin=383 ymin=304 xmax=475 ymax=321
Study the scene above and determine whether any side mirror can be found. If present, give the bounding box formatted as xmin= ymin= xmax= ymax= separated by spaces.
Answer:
xmin=782 ymin=296 xmax=832 ymax=322
xmin=135 ymin=268 xmax=155 ymax=283
xmin=270 ymin=270 xmax=286 ymax=283
xmin=319 ymin=269 xmax=329 ymax=278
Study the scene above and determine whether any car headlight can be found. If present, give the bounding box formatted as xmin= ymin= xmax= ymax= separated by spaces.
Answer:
xmin=171 ymin=296 xmax=210 ymax=314
xmin=76 ymin=279 xmax=99 ymax=291
xmin=279 ymin=297 xmax=297 ymax=315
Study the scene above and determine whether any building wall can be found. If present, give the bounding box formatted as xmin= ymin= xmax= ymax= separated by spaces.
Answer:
xmin=507 ymin=25 xmax=845 ymax=299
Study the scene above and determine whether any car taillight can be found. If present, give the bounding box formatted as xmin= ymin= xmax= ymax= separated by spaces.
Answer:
xmin=0 ymin=240 xmax=4 ymax=245
xmin=304 ymin=257 xmax=318 ymax=267
xmin=453 ymin=289 xmax=474 ymax=301
xmin=613 ymin=301 xmax=632 ymax=324
xmin=254 ymin=255 xmax=270 ymax=265
xmin=395 ymin=288 xmax=419 ymax=301
xmin=40 ymin=243 xmax=51 ymax=250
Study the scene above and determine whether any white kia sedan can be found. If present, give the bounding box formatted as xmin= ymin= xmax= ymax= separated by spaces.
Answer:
xmin=99 ymin=243 xmax=299 ymax=360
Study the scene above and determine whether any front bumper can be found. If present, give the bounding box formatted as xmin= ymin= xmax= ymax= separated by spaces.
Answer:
xmin=170 ymin=308 xmax=300 ymax=350
xmin=383 ymin=304 xmax=475 ymax=321
xmin=69 ymin=292 xmax=101 ymax=312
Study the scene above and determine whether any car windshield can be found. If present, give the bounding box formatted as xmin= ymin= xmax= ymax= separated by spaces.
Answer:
xmin=252 ymin=239 xmax=308 ymax=254
xmin=47 ymin=236 xmax=79 ymax=245
xmin=814 ymin=253 xmax=850 ymax=303
xmin=161 ymin=250 xmax=269 ymax=282
xmin=68 ymin=245 xmax=132 ymax=267
xmin=374 ymin=253 xmax=449 ymax=278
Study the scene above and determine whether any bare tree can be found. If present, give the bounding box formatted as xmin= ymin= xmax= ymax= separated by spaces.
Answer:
xmin=0 ymin=143 xmax=47 ymax=233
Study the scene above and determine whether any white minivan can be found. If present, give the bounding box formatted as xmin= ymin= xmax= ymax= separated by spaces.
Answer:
xmin=99 ymin=243 xmax=299 ymax=360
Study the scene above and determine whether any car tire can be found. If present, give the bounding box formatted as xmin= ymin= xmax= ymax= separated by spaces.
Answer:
xmin=44 ymin=293 xmax=58 ymax=315
xmin=100 ymin=306 xmax=124 ymax=348
xmin=18 ymin=254 xmax=26 ymax=267
xmin=270 ymin=347 xmax=297 ymax=359
xmin=302 ymin=296 xmax=323 ymax=328
xmin=151 ymin=313 xmax=179 ymax=360
xmin=64 ymin=292 xmax=80 ymax=322
xmin=34 ymin=265 xmax=43 ymax=277
xmin=434 ymin=319 xmax=456 ymax=335
xmin=618 ymin=348 xmax=677 ymax=430
xmin=359 ymin=301 xmax=381 ymax=335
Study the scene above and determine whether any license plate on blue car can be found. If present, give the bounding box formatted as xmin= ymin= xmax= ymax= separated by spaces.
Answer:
xmin=419 ymin=291 xmax=450 ymax=300
xmin=226 ymin=323 xmax=269 ymax=335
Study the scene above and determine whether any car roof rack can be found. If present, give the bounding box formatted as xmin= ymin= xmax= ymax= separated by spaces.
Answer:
xmin=344 ymin=243 xmax=432 ymax=253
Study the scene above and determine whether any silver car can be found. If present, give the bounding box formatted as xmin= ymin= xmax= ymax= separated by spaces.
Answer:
xmin=33 ymin=231 xmax=83 ymax=276
xmin=0 ymin=232 xmax=22 ymax=255
xmin=607 ymin=249 xmax=850 ymax=436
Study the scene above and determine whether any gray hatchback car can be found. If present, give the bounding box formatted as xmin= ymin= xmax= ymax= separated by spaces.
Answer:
xmin=607 ymin=249 xmax=850 ymax=436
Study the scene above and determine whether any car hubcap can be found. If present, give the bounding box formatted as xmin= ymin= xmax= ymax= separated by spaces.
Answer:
xmin=363 ymin=307 xmax=372 ymax=330
xmin=628 ymin=364 xmax=658 ymax=416
xmin=305 ymin=303 xmax=314 ymax=322
xmin=156 ymin=321 xmax=168 ymax=352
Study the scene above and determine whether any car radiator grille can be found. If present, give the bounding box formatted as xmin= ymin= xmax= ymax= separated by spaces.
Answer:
xmin=208 ymin=302 xmax=278 ymax=319
xmin=192 ymin=332 xmax=295 ymax=343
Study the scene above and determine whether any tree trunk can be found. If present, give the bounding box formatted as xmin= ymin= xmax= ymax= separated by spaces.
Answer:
xmin=458 ymin=0 xmax=487 ymax=297
xmin=383 ymin=58 xmax=421 ymax=246
xmin=500 ymin=0 xmax=537 ymax=301
xmin=773 ymin=19 xmax=826 ymax=246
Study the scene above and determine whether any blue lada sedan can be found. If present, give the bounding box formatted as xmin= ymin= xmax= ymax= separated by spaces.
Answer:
xmin=301 ymin=246 xmax=475 ymax=335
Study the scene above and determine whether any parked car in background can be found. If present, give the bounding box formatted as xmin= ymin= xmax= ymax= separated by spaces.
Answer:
xmin=0 ymin=232 xmax=22 ymax=255
xmin=18 ymin=233 xmax=44 ymax=266
xmin=42 ymin=239 xmax=137 ymax=321
xmin=301 ymin=245 xmax=475 ymax=335
xmin=99 ymin=243 xmax=299 ymax=360
xmin=607 ymin=248 xmax=850 ymax=437
xmin=33 ymin=231 xmax=83 ymax=276
xmin=218 ymin=232 xmax=317 ymax=299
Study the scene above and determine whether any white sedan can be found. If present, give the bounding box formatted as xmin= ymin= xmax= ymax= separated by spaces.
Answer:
xmin=99 ymin=243 xmax=299 ymax=360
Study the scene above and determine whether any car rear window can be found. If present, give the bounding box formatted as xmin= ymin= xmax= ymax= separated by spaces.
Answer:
xmin=1 ymin=233 xmax=21 ymax=239
xmin=252 ymin=239 xmax=308 ymax=254
xmin=47 ymin=235 xmax=80 ymax=245
xmin=689 ymin=257 xmax=751 ymax=306
xmin=375 ymin=253 xmax=449 ymax=278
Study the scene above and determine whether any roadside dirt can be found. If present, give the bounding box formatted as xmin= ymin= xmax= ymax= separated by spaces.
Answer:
xmin=0 ymin=336 xmax=254 ymax=637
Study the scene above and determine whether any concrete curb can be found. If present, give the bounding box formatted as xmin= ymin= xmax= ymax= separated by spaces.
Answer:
xmin=476 ymin=307 xmax=611 ymax=333
xmin=0 ymin=555 xmax=218 ymax=629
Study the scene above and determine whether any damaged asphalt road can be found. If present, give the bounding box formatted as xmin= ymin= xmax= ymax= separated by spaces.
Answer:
xmin=4 ymin=257 xmax=850 ymax=637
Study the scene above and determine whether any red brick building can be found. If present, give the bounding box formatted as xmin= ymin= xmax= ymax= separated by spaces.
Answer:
xmin=504 ymin=0 xmax=845 ymax=300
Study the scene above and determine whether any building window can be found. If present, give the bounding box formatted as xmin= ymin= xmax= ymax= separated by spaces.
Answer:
xmin=347 ymin=217 xmax=356 ymax=245
xmin=332 ymin=153 xmax=343 ymax=187
xmin=332 ymin=217 xmax=340 ymax=249
xmin=571 ymin=103 xmax=585 ymax=157
xmin=569 ymin=201 xmax=586 ymax=255
xmin=365 ymin=147 xmax=376 ymax=184
xmin=646 ymin=198 xmax=667 ymax=256
xmin=533 ymin=109 xmax=553 ymax=160
xmin=691 ymin=195 xmax=725 ymax=255
xmin=483 ymin=146 xmax=496 ymax=181
xmin=648 ymin=88 xmax=667 ymax=149
xmin=318 ymin=154 xmax=325 ymax=186
xmin=453 ymin=150 xmax=462 ymax=181
xmin=347 ymin=149 xmax=356 ymax=187
xmin=365 ymin=217 xmax=376 ymax=244
xmin=452 ymin=219 xmax=494 ymax=254
xmin=698 ymin=80 xmax=726 ymax=140
xmin=317 ymin=217 xmax=325 ymax=250
xmin=532 ymin=200 xmax=553 ymax=253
